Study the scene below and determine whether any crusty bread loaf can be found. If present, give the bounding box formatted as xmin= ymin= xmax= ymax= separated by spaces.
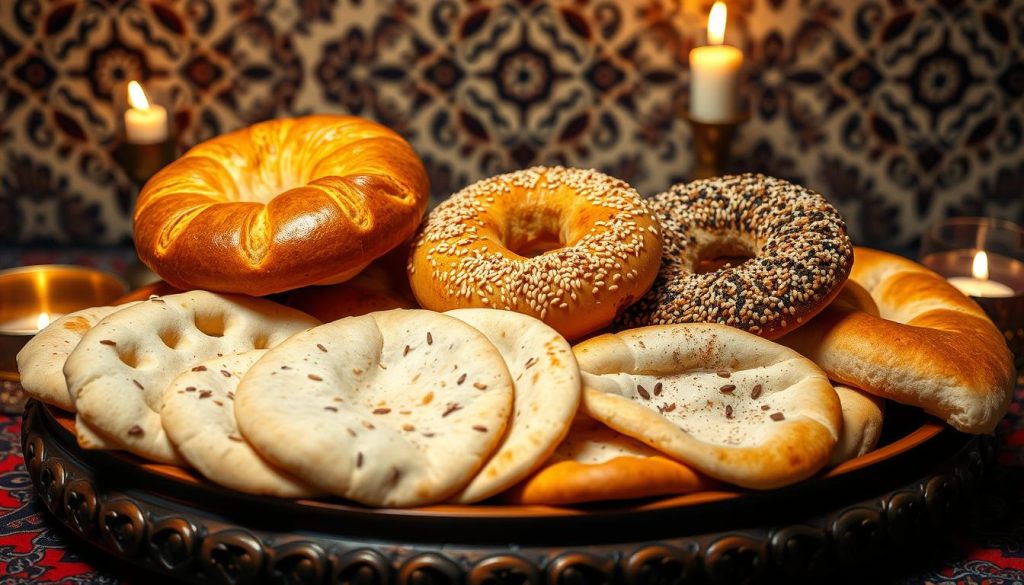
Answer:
xmin=780 ymin=247 xmax=1015 ymax=434
xmin=134 ymin=115 xmax=430 ymax=296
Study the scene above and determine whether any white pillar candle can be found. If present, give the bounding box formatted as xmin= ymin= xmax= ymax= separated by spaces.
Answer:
xmin=124 ymin=80 xmax=168 ymax=144
xmin=689 ymin=2 xmax=743 ymax=123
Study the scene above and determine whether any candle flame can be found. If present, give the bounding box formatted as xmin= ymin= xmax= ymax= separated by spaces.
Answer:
xmin=36 ymin=312 xmax=50 ymax=331
xmin=127 ymin=80 xmax=151 ymax=110
xmin=708 ymin=1 xmax=728 ymax=46
xmin=971 ymin=250 xmax=990 ymax=280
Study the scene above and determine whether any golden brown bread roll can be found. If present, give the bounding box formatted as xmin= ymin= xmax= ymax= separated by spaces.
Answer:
xmin=780 ymin=247 xmax=1015 ymax=434
xmin=134 ymin=115 xmax=430 ymax=296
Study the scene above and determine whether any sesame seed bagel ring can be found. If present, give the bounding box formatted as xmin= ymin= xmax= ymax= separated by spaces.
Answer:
xmin=619 ymin=174 xmax=853 ymax=339
xmin=408 ymin=166 xmax=663 ymax=340
xmin=134 ymin=115 xmax=430 ymax=296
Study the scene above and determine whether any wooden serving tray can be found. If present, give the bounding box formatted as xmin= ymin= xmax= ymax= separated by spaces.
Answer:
xmin=22 ymin=399 xmax=992 ymax=584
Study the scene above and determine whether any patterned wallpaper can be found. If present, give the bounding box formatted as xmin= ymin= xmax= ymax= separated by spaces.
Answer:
xmin=1 ymin=0 xmax=1022 ymax=249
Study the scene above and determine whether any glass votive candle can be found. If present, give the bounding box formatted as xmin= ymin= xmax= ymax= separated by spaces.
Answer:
xmin=919 ymin=217 xmax=1024 ymax=370
xmin=0 ymin=265 xmax=127 ymax=412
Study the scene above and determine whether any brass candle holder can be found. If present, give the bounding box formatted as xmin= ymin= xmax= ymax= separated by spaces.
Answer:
xmin=113 ymin=134 xmax=175 ymax=289
xmin=684 ymin=112 xmax=749 ymax=181
xmin=0 ymin=265 xmax=127 ymax=413
xmin=113 ymin=138 xmax=177 ymax=186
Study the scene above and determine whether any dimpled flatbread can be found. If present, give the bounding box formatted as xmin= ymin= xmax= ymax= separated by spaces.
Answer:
xmin=17 ymin=304 xmax=138 ymax=411
xmin=575 ymin=324 xmax=842 ymax=490
xmin=161 ymin=350 xmax=318 ymax=497
xmin=234 ymin=309 xmax=514 ymax=507
xmin=65 ymin=291 xmax=319 ymax=464
xmin=509 ymin=413 xmax=709 ymax=505
xmin=444 ymin=308 xmax=580 ymax=504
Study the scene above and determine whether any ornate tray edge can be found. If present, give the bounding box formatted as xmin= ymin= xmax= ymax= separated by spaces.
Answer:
xmin=22 ymin=399 xmax=996 ymax=584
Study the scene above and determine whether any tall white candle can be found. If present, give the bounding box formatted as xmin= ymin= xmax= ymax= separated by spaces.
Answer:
xmin=124 ymin=80 xmax=168 ymax=144
xmin=689 ymin=2 xmax=743 ymax=123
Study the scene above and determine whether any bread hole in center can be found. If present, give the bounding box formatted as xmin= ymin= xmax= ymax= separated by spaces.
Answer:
xmin=118 ymin=347 xmax=140 ymax=368
xmin=194 ymin=313 xmax=226 ymax=338
xmin=158 ymin=328 xmax=182 ymax=349
xmin=696 ymin=237 xmax=758 ymax=274
xmin=505 ymin=207 xmax=565 ymax=258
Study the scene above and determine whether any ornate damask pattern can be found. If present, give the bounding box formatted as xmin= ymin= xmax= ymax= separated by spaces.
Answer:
xmin=0 ymin=0 xmax=1022 ymax=248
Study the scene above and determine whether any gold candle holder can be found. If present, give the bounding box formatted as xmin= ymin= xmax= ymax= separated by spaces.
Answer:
xmin=0 ymin=265 xmax=127 ymax=413
xmin=684 ymin=112 xmax=749 ymax=180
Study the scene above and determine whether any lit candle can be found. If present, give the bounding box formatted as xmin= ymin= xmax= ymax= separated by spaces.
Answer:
xmin=0 ymin=312 xmax=57 ymax=334
xmin=689 ymin=1 xmax=743 ymax=123
xmin=947 ymin=251 xmax=1016 ymax=298
xmin=124 ymin=80 xmax=168 ymax=144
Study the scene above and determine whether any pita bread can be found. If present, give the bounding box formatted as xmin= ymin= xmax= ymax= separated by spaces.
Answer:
xmin=575 ymin=324 xmax=842 ymax=489
xmin=829 ymin=384 xmax=885 ymax=466
xmin=444 ymin=308 xmax=580 ymax=504
xmin=65 ymin=291 xmax=319 ymax=464
xmin=161 ymin=350 xmax=318 ymax=497
xmin=234 ymin=309 xmax=514 ymax=507
xmin=509 ymin=413 xmax=709 ymax=505
xmin=17 ymin=303 xmax=138 ymax=411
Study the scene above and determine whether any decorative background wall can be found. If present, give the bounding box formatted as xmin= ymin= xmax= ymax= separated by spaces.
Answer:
xmin=1 ymin=0 xmax=1022 ymax=250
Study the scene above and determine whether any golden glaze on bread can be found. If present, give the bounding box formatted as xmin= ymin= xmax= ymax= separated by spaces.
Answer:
xmin=134 ymin=115 xmax=429 ymax=296
xmin=780 ymin=247 xmax=1015 ymax=434
xmin=408 ymin=166 xmax=662 ymax=340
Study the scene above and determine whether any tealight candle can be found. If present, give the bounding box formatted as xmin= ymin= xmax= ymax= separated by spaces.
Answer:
xmin=946 ymin=251 xmax=1015 ymax=298
xmin=689 ymin=1 xmax=743 ymax=123
xmin=124 ymin=80 xmax=168 ymax=145
xmin=0 ymin=265 xmax=127 ymax=412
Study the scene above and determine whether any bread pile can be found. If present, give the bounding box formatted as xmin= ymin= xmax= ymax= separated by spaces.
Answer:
xmin=15 ymin=115 xmax=1016 ymax=508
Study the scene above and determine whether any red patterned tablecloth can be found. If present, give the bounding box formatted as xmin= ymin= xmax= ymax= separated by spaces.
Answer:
xmin=1 ymin=386 xmax=1023 ymax=584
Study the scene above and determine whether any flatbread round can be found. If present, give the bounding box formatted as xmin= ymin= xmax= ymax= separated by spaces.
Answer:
xmin=829 ymin=383 xmax=885 ymax=466
xmin=235 ymin=309 xmax=514 ymax=507
xmin=161 ymin=351 xmax=318 ymax=497
xmin=444 ymin=308 xmax=580 ymax=504
xmin=17 ymin=303 xmax=137 ymax=411
xmin=574 ymin=324 xmax=842 ymax=490
xmin=65 ymin=291 xmax=319 ymax=464
xmin=509 ymin=413 xmax=708 ymax=505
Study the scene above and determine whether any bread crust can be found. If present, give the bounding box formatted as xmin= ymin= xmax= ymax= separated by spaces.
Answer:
xmin=780 ymin=247 xmax=1015 ymax=434
xmin=134 ymin=115 xmax=429 ymax=296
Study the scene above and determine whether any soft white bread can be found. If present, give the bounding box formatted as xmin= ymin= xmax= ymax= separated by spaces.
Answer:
xmin=780 ymin=247 xmax=1015 ymax=434
xmin=829 ymin=384 xmax=885 ymax=466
